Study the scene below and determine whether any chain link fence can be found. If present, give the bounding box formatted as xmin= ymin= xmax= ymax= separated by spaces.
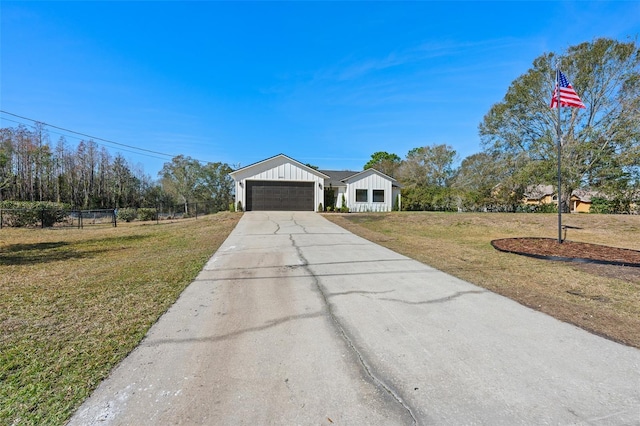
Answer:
xmin=0 ymin=208 xmax=116 ymax=229
xmin=0 ymin=202 xmax=228 ymax=229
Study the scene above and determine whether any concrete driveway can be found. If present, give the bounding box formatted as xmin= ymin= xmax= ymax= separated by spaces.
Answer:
xmin=69 ymin=212 xmax=640 ymax=425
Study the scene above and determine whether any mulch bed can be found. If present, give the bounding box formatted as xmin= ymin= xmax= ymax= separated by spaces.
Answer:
xmin=491 ymin=238 xmax=640 ymax=267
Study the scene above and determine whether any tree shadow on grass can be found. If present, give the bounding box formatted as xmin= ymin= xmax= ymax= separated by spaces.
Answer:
xmin=0 ymin=235 xmax=150 ymax=266
xmin=0 ymin=242 xmax=78 ymax=265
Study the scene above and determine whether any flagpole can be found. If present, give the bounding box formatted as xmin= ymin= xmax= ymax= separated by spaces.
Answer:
xmin=555 ymin=67 xmax=563 ymax=243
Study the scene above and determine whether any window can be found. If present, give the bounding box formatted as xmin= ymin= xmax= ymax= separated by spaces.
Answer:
xmin=356 ymin=189 xmax=368 ymax=202
xmin=373 ymin=190 xmax=385 ymax=203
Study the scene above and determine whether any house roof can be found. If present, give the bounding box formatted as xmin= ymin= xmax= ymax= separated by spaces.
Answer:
xmin=570 ymin=189 xmax=601 ymax=202
xmin=229 ymin=153 xmax=330 ymax=179
xmin=318 ymin=170 xmax=357 ymax=187
xmin=320 ymin=168 xmax=401 ymax=188
xmin=524 ymin=184 xmax=555 ymax=200
xmin=524 ymin=184 xmax=604 ymax=202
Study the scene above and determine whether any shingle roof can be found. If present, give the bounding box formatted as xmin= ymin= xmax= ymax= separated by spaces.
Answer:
xmin=318 ymin=170 xmax=358 ymax=187
xmin=524 ymin=184 xmax=555 ymax=200
xmin=319 ymin=169 xmax=401 ymax=188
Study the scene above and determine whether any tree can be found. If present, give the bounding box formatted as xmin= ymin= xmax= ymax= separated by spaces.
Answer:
xmin=111 ymin=154 xmax=140 ymax=208
xmin=479 ymin=38 xmax=640 ymax=210
xmin=399 ymin=144 xmax=457 ymax=188
xmin=453 ymin=152 xmax=501 ymax=211
xmin=160 ymin=155 xmax=202 ymax=214
xmin=198 ymin=162 xmax=234 ymax=212
xmin=398 ymin=144 xmax=457 ymax=211
xmin=0 ymin=129 xmax=13 ymax=201
xmin=363 ymin=152 xmax=402 ymax=178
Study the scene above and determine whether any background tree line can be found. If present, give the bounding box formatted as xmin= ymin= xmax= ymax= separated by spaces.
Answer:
xmin=0 ymin=124 xmax=234 ymax=213
xmin=365 ymin=38 xmax=640 ymax=213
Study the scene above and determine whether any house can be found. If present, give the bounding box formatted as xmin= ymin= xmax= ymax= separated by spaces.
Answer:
xmin=570 ymin=189 xmax=598 ymax=213
xmin=523 ymin=184 xmax=599 ymax=213
xmin=523 ymin=184 xmax=556 ymax=206
xmin=229 ymin=154 xmax=401 ymax=212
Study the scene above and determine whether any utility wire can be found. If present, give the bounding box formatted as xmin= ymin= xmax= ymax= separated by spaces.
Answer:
xmin=0 ymin=117 xmax=171 ymax=161
xmin=0 ymin=110 xmax=176 ymax=159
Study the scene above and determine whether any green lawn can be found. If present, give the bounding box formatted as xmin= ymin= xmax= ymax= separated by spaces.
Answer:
xmin=0 ymin=212 xmax=241 ymax=425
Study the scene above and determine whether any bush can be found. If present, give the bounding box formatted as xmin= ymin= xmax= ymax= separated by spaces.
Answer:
xmin=318 ymin=203 xmax=323 ymax=212
xmin=393 ymin=194 xmax=401 ymax=211
xmin=590 ymin=197 xmax=612 ymax=214
xmin=116 ymin=208 xmax=137 ymax=222
xmin=515 ymin=203 xmax=557 ymax=213
xmin=0 ymin=201 xmax=69 ymax=227
xmin=237 ymin=201 xmax=244 ymax=212
xmin=229 ymin=202 xmax=235 ymax=212
xmin=137 ymin=208 xmax=157 ymax=221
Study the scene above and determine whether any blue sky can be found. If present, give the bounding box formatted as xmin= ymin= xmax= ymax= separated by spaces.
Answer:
xmin=2 ymin=1 xmax=639 ymax=177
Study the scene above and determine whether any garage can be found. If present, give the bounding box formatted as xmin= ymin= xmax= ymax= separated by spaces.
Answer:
xmin=230 ymin=155 xmax=328 ymax=212
xmin=246 ymin=180 xmax=314 ymax=211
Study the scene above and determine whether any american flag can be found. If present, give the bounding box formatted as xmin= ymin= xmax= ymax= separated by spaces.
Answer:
xmin=550 ymin=70 xmax=586 ymax=109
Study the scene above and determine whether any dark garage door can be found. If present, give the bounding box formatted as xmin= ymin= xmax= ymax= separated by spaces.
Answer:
xmin=246 ymin=181 xmax=314 ymax=211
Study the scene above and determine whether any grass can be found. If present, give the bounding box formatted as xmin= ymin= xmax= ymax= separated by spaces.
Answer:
xmin=324 ymin=212 xmax=640 ymax=349
xmin=0 ymin=212 xmax=241 ymax=425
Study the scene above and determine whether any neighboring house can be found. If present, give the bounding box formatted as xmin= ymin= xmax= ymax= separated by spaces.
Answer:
xmin=524 ymin=184 xmax=599 ymax=213
xmin=229 ymin=154 xmax=401 ymax=212
xmin=570 ymin=189 xmax=598 ymax=213
xmin=523 ymin=184 xmax=557 ymax=206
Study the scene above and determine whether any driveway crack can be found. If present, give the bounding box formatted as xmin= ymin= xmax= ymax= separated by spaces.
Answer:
xmin=289 ymin=234 xmax=419 ymax=425
xmin=265 ymin=213 xmax=281 ymax=234
xmin=291 ymin=214 xmax=308 ymax=233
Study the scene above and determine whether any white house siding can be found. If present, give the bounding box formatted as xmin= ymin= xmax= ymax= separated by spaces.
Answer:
xmin=346 ymin=170 xmax=394 ymax=212
xmin=230 ymin=156 xmax=326 ymax=211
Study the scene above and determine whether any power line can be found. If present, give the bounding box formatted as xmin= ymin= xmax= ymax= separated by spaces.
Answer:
xmin=0 ymin=110 xmax=176 ymax=159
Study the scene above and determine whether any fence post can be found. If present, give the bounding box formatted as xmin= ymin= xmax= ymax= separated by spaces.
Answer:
xmin=0 ymin=208 xmax=2 ymax=229
xmin=195 ymin=202 xmax=198 ymax=219
xmin=113 ymin=209 xmax=117 ymax=227
xmin=41 ymin=207 xmax=45 ymax=229
xmin=156 ymin=206 xmax=159 ymax=224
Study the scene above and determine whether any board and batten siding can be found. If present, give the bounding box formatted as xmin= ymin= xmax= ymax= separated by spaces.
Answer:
xmin=231 ymin=156 xmax=326 ymax=211
xmin=346 ymin=170 xmax=394 ymax=212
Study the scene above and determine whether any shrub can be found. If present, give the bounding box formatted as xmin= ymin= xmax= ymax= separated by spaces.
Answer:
xmin=590 ymin=197 xmax=612 ymax=214
xmin=393 ymin=194 xmax=401 ymax=211
xmin=237 ymin=201 xmax=244 ymax=212
xmin=116 ymin=208 xmax=137 ymax=222
xmin=0 ymin=201 xmax=69 ymax=227
xmin=229 ymin=202 xmax=235 ymax=212
xmin=137 ymin=208 xmax=157 ymax=221
xmin=318 ymin=203 xmax=323 ymax=212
